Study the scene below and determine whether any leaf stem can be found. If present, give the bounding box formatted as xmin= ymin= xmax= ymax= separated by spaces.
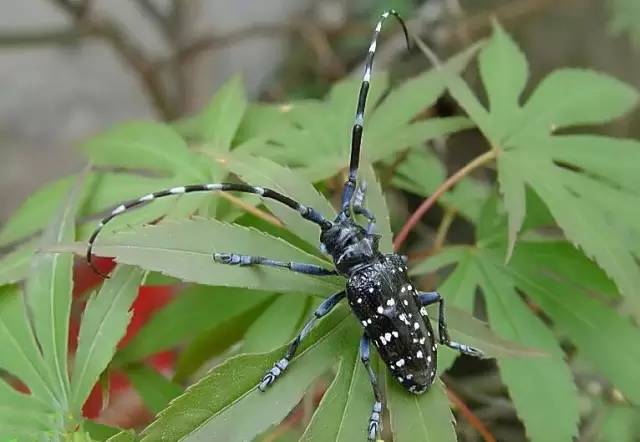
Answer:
xmin=447 ymin=386 xmax=497 ymax=442
xmin=394 ymin=149 xmax=497 ymax=250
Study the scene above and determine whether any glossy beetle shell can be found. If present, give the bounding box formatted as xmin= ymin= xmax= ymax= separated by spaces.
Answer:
xmin=347 ymin=254 xmax=437 ymax=393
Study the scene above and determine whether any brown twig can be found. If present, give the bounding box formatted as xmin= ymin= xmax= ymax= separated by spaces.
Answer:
xmin=394 ymin=149 xmax=497 ymax=250
xmin=447 ymin=386 xmax=497 ymax=442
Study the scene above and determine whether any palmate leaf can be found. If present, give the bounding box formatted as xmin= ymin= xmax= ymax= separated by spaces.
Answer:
xmin=299 ymin=351 xmax=374 ymax=442
xmin=239 ymin=47 xmax=478 ymax=182
xmin=218 ymin=151 xmax=336 ymax=247
xmin=141 ymin=308 xmax=351 ymax=441
xmin=413 ymin=203 xmax=640 ymax=441
xmin=240 ymin=292 xmax=310 ymax=354
xmin=24 ymin=171 xmax=83 ymax=407
xmin=175 ymin=75 xmax=247 ymax=151
xmin=0 ymin=286 xmax=58 ymax=430
xmin=439 ymin=22 xmax=640 ymax=316
xmin=70 ymin=265 xmax=145 ymax=414
xmin=92 ymin=217 xmax=342 ymax=295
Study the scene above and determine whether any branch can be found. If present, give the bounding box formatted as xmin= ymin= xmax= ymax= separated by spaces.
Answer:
xmin=447 ymin=386 xmax=497 ymax=442
xmin=393 ymin=149 xmax=497 ymax=250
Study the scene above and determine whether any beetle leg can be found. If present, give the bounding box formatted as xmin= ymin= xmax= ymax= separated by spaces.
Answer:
xmin=360 ymin=333 xmax=383 ymax=441
xmin=418 ymin=291 xmax=484 ymax=358
xmin=214 ymin=253 xmax=337 ymax=276
xmin=352 ymin=180 xmax=377 ymax=234
xmin=258 ymin=291 xmax=345 ymax=391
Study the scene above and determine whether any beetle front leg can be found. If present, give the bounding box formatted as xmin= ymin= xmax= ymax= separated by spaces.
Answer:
xmin=359 ymin=333 xmax=383 ymax=441
xmin=258 ymin=290 xmax=346 ymax=391
xmin=418 ymin=291 xmax=484 ymax=358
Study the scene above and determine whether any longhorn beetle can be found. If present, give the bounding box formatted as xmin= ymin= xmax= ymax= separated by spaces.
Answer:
xmin=87 ymin=10 xmax=484 ymax=441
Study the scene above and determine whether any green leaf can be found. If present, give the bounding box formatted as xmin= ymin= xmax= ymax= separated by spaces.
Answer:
xmin=254 ymin=47 xmax=479 ymax=181
xmin=126 ymin=364 xmax=183 ymax=414
xmin=219 ymin=152 xmax=336 ymax=246
xmin=437 ymin=304 xmax=544 ymax=359
xmin=0 ymin=378 xmax=56 ymax=438
xmin=300 ymin=350 xmax=373 ymax=442
xmin=25 ymin=172 xmax=82 ymax=407
xmin=608 ymin=0 xmax=640 ymax=47
xmin=477 ymin=21 xmax=528 ymax=137
xmin=82 ymin=122 xmax=206 ymax=180
xmin=513 ymin=69 xmax=639 ymax=140
xmin=116 ymin=286 xmax=274 ymax=365
xmin=83 ymin=420 xmax=122 ymax=441
xmin=393 ymin=149 xmax=490 ymax=222
xmin=0 ymin=240 xmax=37 ymax=285
xmin=387 ymin=378 xmax=456 ymax=442
xmin=183 ymin=75 xmax=247 ymax=150
xmin=173 ymin=299 xmax=269 ymax=382
xmin=241 ymin=293 xmax=309 ymax=354
xmin=477 ymin=256 xmax=579 ymax=442
xmin=596 ymin=404 xmax=640 ymax=442
xmin=0 ymin=286 xmax=57 ymax=406
xmin=360 ymin=163 xmax=392 ymax=253
xmin=0 ymin=172 xmax=176 ymax=247
xmin=70 ymin=265 xmax=145 ymax=414
xmin=140 ymin=309 xmax=351 ymax=441
xmin=106 ymin=430 xmax=138 ymax=442
xmin=439 ymin=23 xmax=640 ymax=316
xmin=93 ymin=218 xmax=342 ymax=295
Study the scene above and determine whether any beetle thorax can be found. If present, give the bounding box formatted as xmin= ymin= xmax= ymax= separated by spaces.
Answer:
xmin=320 ymin=220 xmax=381 ymax=275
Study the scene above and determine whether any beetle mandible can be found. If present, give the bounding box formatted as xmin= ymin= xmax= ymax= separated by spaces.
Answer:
xmin=86 ymin=10 xmax=484 ymax=441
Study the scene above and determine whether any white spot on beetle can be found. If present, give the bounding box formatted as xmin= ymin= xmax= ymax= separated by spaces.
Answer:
xmin=407 ymin=285 xmax=413 ymax=291
xmin=414 ymin=322 xmax=420 ymax=330
xmin=369 ymin=287 xmax=374 ymax=293
xmin=170 ymin=186 xmax=186 ymax=194
xmin=395 ymin=359 xmax=405 ymax=367
xmin=387 ymin=298 xmax=395 ymax=306
xmin=397 ymin=267 xmax=403 ymax=272
xmin=403 ymin=300 xmax=409 ymax=306
xmin=419 ymin=338 xmax=426 ymax=345
xmin=361 ymin=320 xmax=368 ymax=327
xmin=140 ymin=194 xmax=155 ymax=202
xmin=377 ymin=306 xmax=384 ymax=314
xmin=384 ymin=332 xmax=392 ymax=341
xmin=406 ymin=374 xmax=413 ymax=380
xmin=206 ymin=183 xmax=223 ymax=190
xmin=427 ymin=355 xmax=432 ymax=363
xmin=392 ymin=331 xmax=399 ymax=338
xmin=380 ymin=335 xmax=387 ymax=345
xmin=367 ymin=319 xmax=373 ymax=324
xmin=416 ymin=350 xmax=423 ymax=359
xmin=357 ymin=298 xmax=362 ymax=304
xmin=420 ymin=307 xmax=428 ymax=316
xmin=397 ymin=377 xmax=403 ymax=383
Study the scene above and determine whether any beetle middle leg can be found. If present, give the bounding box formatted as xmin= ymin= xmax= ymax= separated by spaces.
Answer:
xmin=258 ymin=290 xmax=346 ymax=391
xmin=360 ymin=333 xmax=383 ymax=441
xmin=418 ymin=291 xmax=484 ymax=358
xmin=214 ymin=253 xmax=337 ymax=276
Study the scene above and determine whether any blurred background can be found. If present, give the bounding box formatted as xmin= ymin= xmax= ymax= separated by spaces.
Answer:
xmin=1 ymin=0 xmax=639 ymax=222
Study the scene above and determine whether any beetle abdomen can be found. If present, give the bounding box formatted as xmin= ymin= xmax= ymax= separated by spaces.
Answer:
xmin=347 ymin=254 xmax=437 ymax=394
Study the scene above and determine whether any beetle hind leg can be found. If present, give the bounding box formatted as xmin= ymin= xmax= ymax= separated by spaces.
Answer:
xmin=419 ymin=291 xmax=485 ymax=358
xmin=359 ymin=333 xmax=384 ymax=441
